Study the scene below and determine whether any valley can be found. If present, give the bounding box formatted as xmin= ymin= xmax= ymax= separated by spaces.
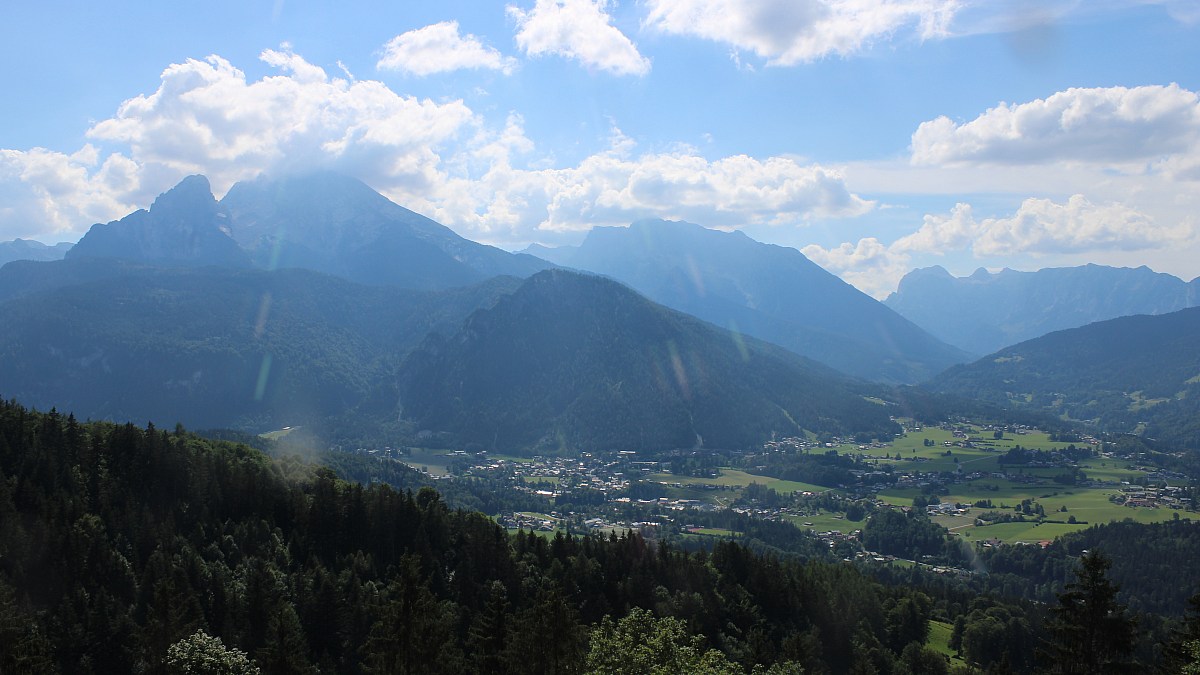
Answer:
xmin=376 ymin=417 xmax=1192 ymax=555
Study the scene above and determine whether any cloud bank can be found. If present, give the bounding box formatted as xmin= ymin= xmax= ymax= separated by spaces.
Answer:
xmin=0 ymin=48 xmax=867 ymax=246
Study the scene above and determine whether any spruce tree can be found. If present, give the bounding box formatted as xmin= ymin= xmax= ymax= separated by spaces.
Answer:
xmin=1041 ymin=550 xmax=1139 ymax=674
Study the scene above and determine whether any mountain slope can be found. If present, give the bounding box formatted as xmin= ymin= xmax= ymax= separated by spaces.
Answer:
xmin=220 ymin=172 xmax=550 ymax=288
xmin=67 ymin=175 xmax=250 ymax=268
xmin=397 ymin=269 xmax=900 ymax=452
xmin=541 ymin=220 xmax=969 ymax=383
xmin=886 ymin=264 xmax=1197 ymax=355
xmin=928 ymin=306 xmax=1200 ymax=449
xmin=0 ymin=262 xmax=520 ymax=431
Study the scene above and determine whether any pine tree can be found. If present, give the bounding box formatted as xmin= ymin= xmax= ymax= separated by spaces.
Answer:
xmin=1041 ymin=550 xmax=1139 ymax=674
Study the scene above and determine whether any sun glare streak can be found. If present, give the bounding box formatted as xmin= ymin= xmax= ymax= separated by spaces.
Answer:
xmin=728 ymin=320 xmax=750 ymax=361
xmin=254 ymin=353 xmax=273 ymax=401
xmin=667 ymin=340 xmax=691 ymax=400
xmin=254 ymin=292 xmax=272 ymax=339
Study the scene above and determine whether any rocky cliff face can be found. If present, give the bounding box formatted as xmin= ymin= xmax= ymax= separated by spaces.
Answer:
xmin=67 ymin=175 xmax=250 ymax=268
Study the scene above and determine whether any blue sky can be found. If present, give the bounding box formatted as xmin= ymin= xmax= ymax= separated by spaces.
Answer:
xmin=3 ymin=0 xmax=1199 ymax=296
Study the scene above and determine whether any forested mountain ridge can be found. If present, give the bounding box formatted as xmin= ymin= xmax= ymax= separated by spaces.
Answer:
xmin=0 ymin=261 xmax=521 ymax=432
xmin=529 ymin=219 xmax=969 ymax=384
xmin=886 ymin=263 xmax=1199 ymax=355
xmin=0 ymin=398 xmax=983 ymax=674
xmin=398 ymin=268 xmax=901 ymax=452
xmin=928 ymin=306 xmax=1200 ymax=449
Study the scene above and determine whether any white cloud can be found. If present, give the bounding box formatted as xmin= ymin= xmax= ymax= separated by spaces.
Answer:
xmin=377 ymin=21 xmax=516 ymax=76
xmin=0 ymin=48 xmax=870 ymax=246
xmin=87 ymin=48 xmax=476 ymax=196
xmin=441 ymin=142 xmax=874 ymax=241
xmin=891 ymin=196 xmax=1189 ymax=256
xmin=0 ymin=146 xmax=141 ymax=239
xmin=508 ymin=0 xmax=651 ymax=76
xmin=644 ymin=0 xmax=959 ymax=65
xmin=891 ymin=202 xmax=978 ymax=252
xmin=972 ymin=195 xmax=1189 ymax=256
xmin=802 ymin=237 xmax=910 ymax=298
xmin=806 ymin=195 xmax=1192 ymax=297
xmin=911 ymin=83 xmax=1200 ymax=166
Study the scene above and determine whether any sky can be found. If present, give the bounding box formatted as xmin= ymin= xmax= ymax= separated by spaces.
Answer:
xmin=2 ymin=0 xmax=1199 ymax=297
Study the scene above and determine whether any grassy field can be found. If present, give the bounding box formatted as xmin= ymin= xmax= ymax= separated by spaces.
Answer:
xmin=782 ymin=511 xmax=862 ymax=534
xmin=259 ymin=427 xmax=298 ymax=441
xmin=860 ymin=423 xmax=1190 ymax=543
xmin=927 ymin=620 xmax=968 ymax=669
xmin=686 ymin=527 xmax=738 ymax=536
xmin=505 ymin=527 xmax=565 ymax=539
xmin=645 ymin=469 xmax=829 ymax=501
xmin=396 ymin=448 xmax=459 ymax=476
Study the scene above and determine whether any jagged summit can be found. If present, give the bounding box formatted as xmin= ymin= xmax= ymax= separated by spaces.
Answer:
xmin=67 ymin=175 xmax=248 ymax=268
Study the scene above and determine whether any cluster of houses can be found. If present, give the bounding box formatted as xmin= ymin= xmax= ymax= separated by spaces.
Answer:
xmin=1114 ymin=485 xmax=1191 ymax=509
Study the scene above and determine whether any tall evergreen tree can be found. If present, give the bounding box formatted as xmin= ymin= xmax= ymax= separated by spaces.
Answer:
xmin=1041 ymin=551 xmax=1139 ymax=674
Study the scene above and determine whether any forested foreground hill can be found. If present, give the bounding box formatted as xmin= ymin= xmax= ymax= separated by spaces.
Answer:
xmin=0 ymin=399 xmax=1045 ymax=673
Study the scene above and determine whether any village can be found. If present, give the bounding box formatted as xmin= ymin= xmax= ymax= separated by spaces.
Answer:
xmin=378 ymin=417 xmax=1196 ymax=566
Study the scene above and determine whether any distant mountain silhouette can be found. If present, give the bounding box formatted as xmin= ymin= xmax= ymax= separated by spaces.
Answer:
xmin=398 ymin=268 xmax=900 ymax=452
xmin=66 ymin=172 xmax=551 ymax=289
xmin=886 ymin=264 xmax=1199 ymax=355
xmin=526 ymin=219 xmax=969 ymax=383
xmin=0 ymin=238 xmax=72 ymax=267
xmin=928 ymin=306 xmax=1200 ymax=449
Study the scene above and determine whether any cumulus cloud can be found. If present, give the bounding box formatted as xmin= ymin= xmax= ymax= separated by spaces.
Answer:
xmin=446 ymin=141 xmax=874 ymax=240
xmin=802 ymin=237 xmax=910 ymax=298
xmin=377 ymin=21 xmax=516 ymax=76
xmin=0 ymin=146 xmax=141 ymax=239
xmin=508 ymin=0 xmax=651 ymax=76
xmin=86 ymin=48 xmax=476 ymax=197
xmin=643 ymin=0 xmax=959 ymax=65
xmin=891 ymin=202 xmax=978 ymax=252
xmin=973 ymin=195 xmax=1188 ymax=256
xmin=911 ymin=83 xmax=1200 ymax=166
xmin=1 ymin=48 xmax=872 ymax=244
xmin=891 ymin=196 xmax=1189 ymax=256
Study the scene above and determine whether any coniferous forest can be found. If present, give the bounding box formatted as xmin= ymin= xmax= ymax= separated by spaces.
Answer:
xmin=3 ymin=399 xmax=1200 ymax=673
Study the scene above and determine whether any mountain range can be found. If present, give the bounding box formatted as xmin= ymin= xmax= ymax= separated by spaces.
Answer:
xmin=929 ymin=306 xmax=1200 ymax=449
xmin=9 ymin=171 xmax=1200 ymax=451
xmin=524 ymin=220 xmax=969 ymax=383
xmin=0 ymin=260 xmax=520 ymax=433
xmin=885 ymin=264 xmax=1200 ymax=355
xmin=66 ymin=172 xmax=550 ymax=289
xmin=0 ymin=238 xmax=72 ymax=266
xmin=0 ymin=260 xmax=899 ymax=450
